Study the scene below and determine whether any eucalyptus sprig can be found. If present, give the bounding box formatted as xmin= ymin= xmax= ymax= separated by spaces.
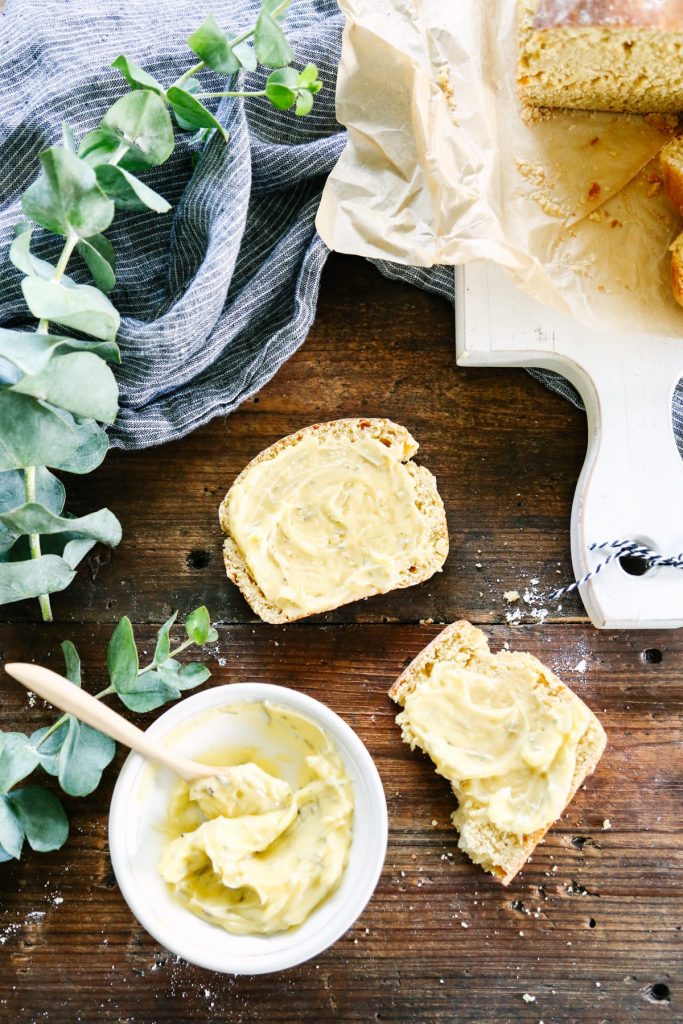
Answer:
xmin=0 ymin=0 xmax=322 ymax=622
xmin=0 ymin=604 xmax=218 ymax=861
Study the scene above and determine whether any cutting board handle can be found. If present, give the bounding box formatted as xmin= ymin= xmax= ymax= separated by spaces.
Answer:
xmin=560 ymin=344 xmax=683 ymax=628
xmin=455 ymin=262 xmax=683 ymax=629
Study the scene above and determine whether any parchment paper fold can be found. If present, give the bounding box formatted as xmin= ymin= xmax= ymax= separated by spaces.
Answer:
xmin=316 ymin=0 xmax=683 ymax=336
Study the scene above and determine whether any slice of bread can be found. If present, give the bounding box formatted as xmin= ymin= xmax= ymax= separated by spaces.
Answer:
xmin=219 ymin=418 xmax=449 ymax=624
xmin=670 ymin=231 xmax=683 ymax=307
xmin=389 ymin=621 xmax=607 ymax=885
xmin=660 ymin=137 xmax=683 ymax=216
xmin=658 ymin=140 xmax=683 ymax=308
xmin=518 ymin=0 xmax=683 ymax=114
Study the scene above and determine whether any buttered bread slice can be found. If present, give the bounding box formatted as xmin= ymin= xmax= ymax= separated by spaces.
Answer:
xmin=389 ymin=621 xmax=606 ymax=885
xmin=219 ymin=418 xmax=448 ymax=623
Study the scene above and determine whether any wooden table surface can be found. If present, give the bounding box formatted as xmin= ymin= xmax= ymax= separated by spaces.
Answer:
xmin=1 ymin=254 xmax=681 ymax=1024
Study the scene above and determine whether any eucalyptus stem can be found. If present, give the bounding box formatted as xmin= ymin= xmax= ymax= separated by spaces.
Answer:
xmin=24 ymin=467 xmax=53 ymax=622
xmin=136 ymin=637 xmax=194 ymax=678
xmin=230 ymin=0 xmax=290 ymax=47
xmin=34 ymin=635 xmax=198 ymax=748
xmin=34 ymin=684 xmax=115 ymax=749
xmin=172 ymin=0 xmax=290 ymax=89
xmin=195 ymin=90 xmax=267 ymax=99
xmin=26 ymin=135 xmax=129 ymax=623
xmin=27 ymin=228 xmax=80 ymax=621
xmin=174 ymin=60 xmax=205 ymax=88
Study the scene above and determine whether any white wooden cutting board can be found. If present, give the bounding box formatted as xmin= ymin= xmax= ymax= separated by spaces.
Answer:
xmin=455 ymin=261 xmax=683 ymax=629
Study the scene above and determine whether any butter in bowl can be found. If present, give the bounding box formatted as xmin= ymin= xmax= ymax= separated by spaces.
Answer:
xmin=108 ymin=683 xmax=388 ymax=974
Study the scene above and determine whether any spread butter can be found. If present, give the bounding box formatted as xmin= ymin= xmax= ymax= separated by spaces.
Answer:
xmin=224 ymin=432 xmax=433 ymax=617
xmin=397 ymin=660 xmax=591 ymax=835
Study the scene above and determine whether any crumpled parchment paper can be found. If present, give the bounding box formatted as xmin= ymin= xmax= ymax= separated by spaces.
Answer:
xmin=316 ymin=0 xmax=683 ymax=336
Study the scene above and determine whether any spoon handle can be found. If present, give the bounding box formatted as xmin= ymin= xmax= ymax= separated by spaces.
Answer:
xmin=5 ymin=663 xmax=211 ymax=782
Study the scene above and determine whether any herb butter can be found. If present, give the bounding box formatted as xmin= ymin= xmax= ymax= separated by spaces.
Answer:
xmin=159 ymin=702 xmax=354 ymax=935
xmin=223 ymin=430 xmax=433 ymax=618
xmin=397 ymin=660 xmax=592 ymax=836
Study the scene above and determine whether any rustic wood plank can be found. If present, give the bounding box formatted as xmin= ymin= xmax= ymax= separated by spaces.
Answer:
xmin=1 ymin=622 xmax=680 ymax=1023
xmin=0 ymin=254 xmax=588 ymax=626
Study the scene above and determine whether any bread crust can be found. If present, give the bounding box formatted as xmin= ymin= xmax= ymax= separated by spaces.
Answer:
xmin=219 ymin=418 xmax=449 ymax=624
xmin=389 ymin=621 xmax=607 ymax=885
xmin=670 ymin=232 xmax=683 ymax=308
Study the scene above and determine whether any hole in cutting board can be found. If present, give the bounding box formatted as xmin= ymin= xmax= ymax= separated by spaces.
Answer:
xmin=619 ymin=553 xmax=651 ymax=577
xmin=618 ymin=537 xmax=658 ymax=578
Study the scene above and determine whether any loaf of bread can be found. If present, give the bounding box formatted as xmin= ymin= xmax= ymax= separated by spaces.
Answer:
xmin=658 ymin=138 xmax=683 ymax=306
xmin=389 ymin=621 xmax=607 ymax=885
xmin=219 ymin=418 xmax=448 ymax=624
xmin=518 ymin=0 xmax=683 ymax=113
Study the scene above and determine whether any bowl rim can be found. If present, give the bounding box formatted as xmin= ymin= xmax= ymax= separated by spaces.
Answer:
xmin=108 ymin=682 xmax=388 ymax=975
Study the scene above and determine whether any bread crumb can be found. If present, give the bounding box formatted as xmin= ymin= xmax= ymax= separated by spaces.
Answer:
xmin=602 ymin=818 xmax=612 ymax=830
xmin=523 ymin=993 xmax=536 ymax=1003
xmin=461 ymin=921 xmax=468 ymax=929
xmin=574 ymin=659 xmax=587 ymax=674
xmin=431 ymin=819 xmax=438 ymax=827
xmin=504 ymin=590 xmax=520 ymax=603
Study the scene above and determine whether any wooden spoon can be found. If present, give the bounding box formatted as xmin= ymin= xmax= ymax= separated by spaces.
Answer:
xmin=5 ymin=662 xmax=218 ymax=782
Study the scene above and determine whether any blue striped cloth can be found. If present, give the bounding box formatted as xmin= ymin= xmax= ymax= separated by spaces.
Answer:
xmin=1 ymin=0 xmax=679 ymax=452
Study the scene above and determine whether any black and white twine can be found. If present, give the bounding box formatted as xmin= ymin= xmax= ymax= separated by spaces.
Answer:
xmin=546 ymin=540 xmax=683 ymax=602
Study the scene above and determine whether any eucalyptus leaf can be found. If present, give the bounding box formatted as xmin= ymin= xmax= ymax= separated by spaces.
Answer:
xmin=50 ymin=416 xmax=109 ymax=475
xmin=22 ymin=146 xmax=115 ymax=240
xmin=57 ymin=718 xmax=116 ymax=797
xmin=0 ymin=392 xmax=78 ymax=472
xmin=0 ymin=328 xmax=120 ymax=376
xmin=177 ymin=662 xmax=211 ymax=689
xmin=231 ymin=39 xmax=258 ymax=72
xmin=76 ymin=234 xmax=116 ymax=293
xmin=184 ymin=605 xmax=212 ymax=644
xmin=9 ymin=226 xmax=62 ymax=281
xmin=30 ymin=726 xmax=66 ymax=776
xmin=0 ymin=843 xmax=15 ymax=864
xmin=0 ymin=554 xmax=75 ymax=603
xmin=116 ymin=671 xmax=179 ymax=714
xmin=100 ymin=91 xmax=174 ymax=171
xmin=295 ymin=90 xmax=314 ymax=117
xmin=264 ymin=66 xmax=298 ymax=110
xmin=3 ymin=531 xmax=98 ymax=569
xmin=107 ymin=615 xmax=139 ymax=693
xmin=167 ymin=79 xmax=202 ymax=131
xmin=0 ymin=467 xmax=66 ymax=555
xmin=254 ymin=4 xmax=293 ymax=68
xmin=0 ymin=467 xmax=65 ymax=516
xmin=11 ymin=351 xmax=119 ymax=423
xmin=0 ymin=796 xmax=24 ymax=858
xmin=154 ymin=611 xmax=177 ymax=664
xmin=57 ymin=642 xmax=80 ymax=687
xmin=187 ymin=16 xmax=257 ymax=73
xmin=188 ymin=16 xmax=239 ymax=73
xmin=62 ymin=124 xmax=77 ymax=153
xmin=60 ymin=536 xmax=98 ymax=569
xmin=21 ymin=277 xmax=120 ymax=343
xmin=166 ymin=87 xmax=229 ymax=141
xmin=0 ymin=732 xmax=39 ymax=792
xmin=111 ymin=54 xmax=165 ymax=95
xmin=78 ymin=130 xmax=122 ymax=168
xmin=155 ymin=657 xmax=178 ymax=684
xmin=95 ymin=164 xmax=171 ymax=213
xmin=0 ymin=502 xmax=121 ymax=549
xmin=6 ymin=786 xmax=69 ymax=852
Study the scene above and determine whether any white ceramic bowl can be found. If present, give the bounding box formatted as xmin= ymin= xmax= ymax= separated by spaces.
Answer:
xmin=109 ymin=683 xmax=388 ymax=975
